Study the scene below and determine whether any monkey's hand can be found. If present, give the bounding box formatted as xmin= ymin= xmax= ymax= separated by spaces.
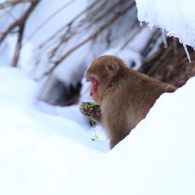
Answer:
xmin=80 ymin=102 xmax=102 ymax=124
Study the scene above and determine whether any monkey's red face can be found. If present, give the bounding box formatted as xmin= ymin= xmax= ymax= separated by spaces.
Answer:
xmin=89 ymin=77 xmax=100 ymax=103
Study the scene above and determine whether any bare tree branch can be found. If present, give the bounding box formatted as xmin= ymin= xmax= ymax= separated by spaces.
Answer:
xmin=0 ymin=0 xmax=40 ymax=44
xmin=11 ymin=22 xmax=24 ymax=67
xmin=0 ymin=0 xmax=41 ymax=67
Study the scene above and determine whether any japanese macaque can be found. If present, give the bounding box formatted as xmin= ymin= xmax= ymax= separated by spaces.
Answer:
xmin=80 ymin=55 xmax=177 ymax=149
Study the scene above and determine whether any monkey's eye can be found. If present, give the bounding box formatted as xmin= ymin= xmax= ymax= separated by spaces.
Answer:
xmin=85 ymin=79 xmax=90 ymax=82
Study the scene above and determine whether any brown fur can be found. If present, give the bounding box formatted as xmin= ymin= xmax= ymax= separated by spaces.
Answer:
xmin=80 ymin=55 xmax=177 ymax=149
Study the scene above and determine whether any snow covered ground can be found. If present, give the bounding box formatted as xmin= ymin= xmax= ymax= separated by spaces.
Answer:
xmin=1 ymin=65 xmax=195 ymax=195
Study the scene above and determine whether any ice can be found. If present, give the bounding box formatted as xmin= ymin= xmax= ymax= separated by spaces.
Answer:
xmin=183 ymin=44 xmax=191 ymax=63
xmin=161 ymin=29 xmax=167 ymax=48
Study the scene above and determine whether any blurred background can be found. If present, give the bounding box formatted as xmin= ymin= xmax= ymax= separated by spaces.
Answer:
xmin=1 ymin=0 xmax=195 ymax=106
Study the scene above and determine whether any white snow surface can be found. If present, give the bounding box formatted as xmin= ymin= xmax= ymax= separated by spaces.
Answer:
xmin=1 ymin=67 xmax=195 ymax=194
xmin=135 ymin=0 xmax=195 ymax=49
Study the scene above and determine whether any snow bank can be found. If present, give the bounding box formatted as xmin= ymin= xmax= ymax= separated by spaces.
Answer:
xmin=0 ymin=67 xmax=107 ymax=194
xmin=0 ymin=67 xmax=195 ymax=195
xmin=135 ymin=0 xmax=195 ymax=49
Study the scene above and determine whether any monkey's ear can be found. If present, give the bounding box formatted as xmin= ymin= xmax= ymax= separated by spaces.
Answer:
xmin=105 ymin=63 xmax=116 ymax=72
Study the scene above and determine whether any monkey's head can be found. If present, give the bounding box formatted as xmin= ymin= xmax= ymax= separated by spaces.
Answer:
xmin=86 ymin=55 xmax=127 ymax=103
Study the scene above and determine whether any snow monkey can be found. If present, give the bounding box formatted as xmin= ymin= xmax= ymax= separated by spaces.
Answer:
xmin=80 ymin=55 xmax=177 ymax=149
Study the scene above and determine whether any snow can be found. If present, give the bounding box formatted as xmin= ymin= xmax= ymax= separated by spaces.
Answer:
xmin=135 ymin=0 xmax=195 ymax=49
xmin=1 ymin=65 xmax=195 ymax=194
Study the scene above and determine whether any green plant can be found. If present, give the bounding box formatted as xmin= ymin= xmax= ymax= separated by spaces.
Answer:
xmin=80 ymin=102 xmax=99 ymax=141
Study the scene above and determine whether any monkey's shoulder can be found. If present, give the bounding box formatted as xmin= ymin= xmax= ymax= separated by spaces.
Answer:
xmin=113 ymin=70 xmax=175 ymax=94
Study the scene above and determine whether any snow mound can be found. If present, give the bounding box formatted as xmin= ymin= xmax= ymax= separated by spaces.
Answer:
xmin=135 ymin=0 xmax=195 ymax=49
